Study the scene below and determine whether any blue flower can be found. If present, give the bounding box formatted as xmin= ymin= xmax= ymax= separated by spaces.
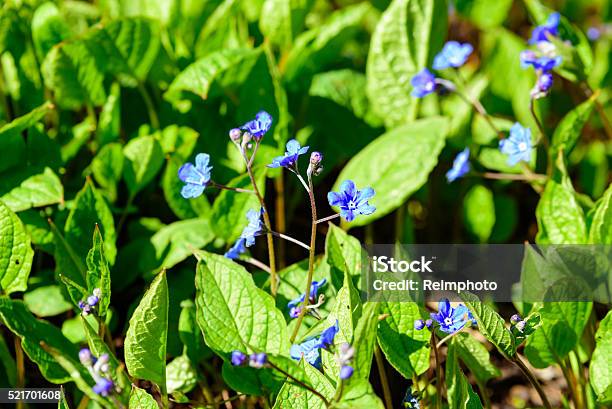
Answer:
xmin=316 ymin=321 xmax=339 ymax=350
xmin=231 ymin=351 xmax=248 ymax=366
xmin=240 ymin=209 xmax=263 ymax=247
xmin=499 ymin=123 xmax=532 ymax=166
xmin=430 ymin=298 xmax=471 ymax=334
xmin=93 ymin=378 xmax=114 ymax=396
xmin=529 ymin=12 xmax=560 ymax=44
xmin=403 ymin=387 xmax=420 ymax=408
xmin=268 ymin=139 xmax=309 ymax=169
xmin=290 ymin=338 xmax=322 ymax=368
xmin=433 ymin=41 xmax=473 ymax=70
xmin=249 ymin=353 xmax=268 ymax=368
xmin=411 ymin=69 xmax=437 ymax=97
xmin=87 ymin=295 xmax=99 ymax=307
xmin=520 ymin=50 xmax=561 ymax=72
xmin=446 ymin=148 xmax=470 ymax=183
xmin=339 ymin=365 xmax=354 ymax=380
xmin=241 ymin=111 xmax=273 ymax=139
xmin=287 ymin=279 xmax=327 ymax=318
xmin=328 ymin=180 xmax=376 ymax=222
xmin=178 ymin=153 xmax=213 ymax=199
xmin=225 ymin=238 xmax=247 ymax=260
xmin=587 ymin=27 xmax=601 ymax=41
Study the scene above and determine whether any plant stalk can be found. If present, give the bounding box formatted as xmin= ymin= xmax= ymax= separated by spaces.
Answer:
xmin=511 ymin=355 xmax=552 ymax=409
xmin=374 ymin=346 xmax=393 ymax=409
xmin=137 ymin=82 xmax=160 ymax=130
xmin=431 ymin=331 xmax=442 ymax=409
xmin=268 ymin=362 xmax=330 ymax=407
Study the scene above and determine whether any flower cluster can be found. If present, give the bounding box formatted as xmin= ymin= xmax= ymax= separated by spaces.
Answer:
xmin=411 ymin=41 xmax=473 ymax=97
xmin=224 ymin=208 xmax=264 ymax=259
xmin=230 ymin=351 xmax=268 ymax=369
xmin=290 ymin=321 xmax=339 ymax=369
xmin=268 ymin=139 xmax=309 ymax=169
xmin=79 ymin=348 xmax=117 ymax=397
xmin=499 ymin=123 xmax=533 ymax=166
xmin=287 ymin=279 xmax=327 ymax=318
xmin=520 ymin=12 xmax=563 ymax=99
xmin=78 ymin=288 xmax=101 ymax=316
xmin=510 ymin=313 xmax=527 ymax=333
xmin=415 ymin=298 xmax=475 ymax=334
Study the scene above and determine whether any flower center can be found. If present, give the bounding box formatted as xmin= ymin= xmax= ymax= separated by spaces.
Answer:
xmin=518 ymin=142 xmax=528 ymax=152
xmin=347 ymin=200 xmax=357 ymax=210
xmin=444 ymin=317 xmax=453 ymax=326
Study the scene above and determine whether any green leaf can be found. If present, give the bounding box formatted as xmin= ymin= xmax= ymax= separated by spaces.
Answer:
xmin=166 ymin=354 xmax=198 ymax=394
xmin=463 ymin=185 xmax=495 ymax=243
xmin=0 ymin=298 xmax=77 ymax=383
xmin=330 ymin=268 xmax=362 ymax=344
xmin=333 ymin=379 xmax=385 ymax=409
xmin=0 ymin=199 xmax=34 ymax=294
xmin=259 ymin=0 xmax=314 ymax=49
xmin=274 ymin=359 xmax=334 ymax=409
xmin=150 ymin=218 xmax=215 ymax=271
xmin=524 ymin=301 xmax=592 ymax=368
xmin=0 ymin=333 xmax=17 ymax=386
xmin=179 ymin=299 xmax=211 ymax=364
xmin=378 ymin=302 xmax=430 ymax=379
xmin=59 ymin=274 xmax=88 ymax=308
xmin=334 ymin=117 xmax=448 ymax=227
xmin=550 ymin=93 xmax=596 ymax=157
xmin=590 ymin=310 xmax=612 ymax=404
xmin=85 ymin=226 xmax=111 ymax=317
xmin=211 ymin=170 xmax=265 ymax=242
xmin=96 ymin=82 xmax=121 ymax=146
xmin=1 ymin=167 xmax=63 ymax=213
xmin=195 ymin=251 xmax=290 ymax=356
xmin=91 ymin=143 xmax=124 ymax=203
xmin=31 ymin=2 xmax=71 ymax=59
xmin=588 ymin=184 xmax=612 ymax=244
xmin=455 ymin=0 xmax=513 ymax=29
xmin=165 ymin=48 xmax=262 ymax=108
xmin=325 ymin=224 xmax=363 ymax=290
xmin=55 ymin=180 xmax=116 ymax=286
xmin=347 ymin=302 xmax=379 ymax=382
xmin=24 ymin=285 xmax=72 ymax=317
xmin=129 ymin=386 xmax=158 ymax=409
xmin=366 ymin=0 xmax=447 ymax=127
xmin=446 ymin=340 xmax=484 ymax=409
xmin=536 ymin=157 xmax=587 ymax=244
xmin=123 ymin=135 xmax=165 ymax=196
xmin=454 ymin=332 xmax=501 ymax=383
xmin=125 ymin=271 xmax=169 ymax=386
xmin=58 ymin=388 xmax=69 ymax=409
xmin=460 ymin=292 xmax=514 ymax=358
xmin=283 ymin=4 xmax=371 ymax=90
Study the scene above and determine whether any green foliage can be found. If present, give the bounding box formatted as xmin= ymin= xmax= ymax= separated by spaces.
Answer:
xmin=591 ymin=311 xmax=612 ymax=404
xmin=0 ymin=200 xmax=34 ymax=294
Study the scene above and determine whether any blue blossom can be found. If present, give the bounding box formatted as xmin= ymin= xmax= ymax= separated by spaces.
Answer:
xmin=178 ymin=153 xmax=213 ymax=199
xmin=446 ymin=148 xmax=470 ymax=183
xmin=87 ymin=295 xmax=99 ymax=307
xmin=433 ymin=41 xmax=473 ymax=70
xmin=403 ymin=387 xmax=420 ymax=408
xmin=328 ymin=180 xmax=376 ymax=222
xmin=290 ymin=338 xmax=322 ymax=368
xmin=224 ymin=238 xmax=247 ymax=259
xmin=93 ymin=378 xmax=114 ymax=397
xmin=529 ymin=12 xmax=560 ymax=44
xmin=587 ymin=27 xmax=601 ymax=41
xmin=241 ymin=111 xmax=273 ymax=139
xmin=231 ymin=351 xmax=248 ymax=366
xmin=411 ymin=69 xmax=436 ymax=97
xmin=520 ymin=50 xmax=562 ymax=72
xmin=430 ymin=298 xmax=472 ymax=334
xmin=240 ymin=209 xmax=263 ymax=247
xmin=268 ymin=139 xmax=309 ymax=169
xmin=339 ymin=366 xmax=354 ymax=380
xmin=316 ymin=321 xmax=339 ymax=350
xmin=499 ymin=123 xmax=532 ymax=166
xmin=249 ymin=353 xmax=268 ymax=368
xmin=531 ymin=72 xmax=554 ymax=99
xmin=287 ymin=279 xmax=327 ymax=318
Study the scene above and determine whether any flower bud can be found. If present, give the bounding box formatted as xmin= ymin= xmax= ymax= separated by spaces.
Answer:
xmin=510 ymin=314 xmax=521 ymax=324
xmin=516 ymin=320 xmax=526 ymax=333
xmin=339 ymin=365 xmax=354 ymax=380
xmin=414 ymin=319 xmax=425 ymax=330
xmin=79 ymin=348 xmax=93 ymax=365
xmin=93 ymin=288 xmax=102 ymax=298
xmin=307 ymin=151 xmax=324 ymax=176
xmin=87 ymin=295 xmax=99 ymax=307
xmin=425 ymin=319 xmax=433 ymax=328
xmin=249 ymin=352 xmax=268 ymax=368
xmin=231 ymin=351 xmax=248 ymax=366
xmin=229 ymin=128 xmax=242 ymax=142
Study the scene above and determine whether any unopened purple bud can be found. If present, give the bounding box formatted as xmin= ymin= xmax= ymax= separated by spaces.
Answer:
xmin=307 ymin=151 xmax=324 ymax=176
xmin=229 ymin=128 xmax=242 ymax=142
xmin=414 ymin=319 xmax=425 ymax=330
xmin=587 ymin=27 xmax=601 ymax=41
xmin=425 ymin=319 xmax=433 ymax=328
xmin=289 ymin=307 xmax=302 ymax=319
xmin=79 ymin=348 xmax=92 ymax=365
xmin=78 ymin=301 xmax=86 ymax=309
xmin=92 ymin=378 xmax=114 ymax=396
xmin=249 ymin=352 xmax=268 ymax=368
xmin=98 ymin=354 xmax=109 ymax=364
xmin=510 ymin=314 xmax=521 ymax=324
xmin=92 ymin=288 xmax=101 ymax=298
xmin=231 ymin=351 xmax=248 ymax=366
xmin=339 ymin=365 xmax=354 ymax=380
xmin=310 ymin=152 xmax=322 ymax=165
xmin=516 ymin=320 xmax=526 ymax=332
xmin=87 ymin=295 xmax=99 ymax=307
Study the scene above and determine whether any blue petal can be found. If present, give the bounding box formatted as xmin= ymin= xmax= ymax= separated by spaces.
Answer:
xmin=195 ymin=153 xmax=211 ymax=172
xmin=340 ymin=180 xmax=357 ymax=197
xmin=357 ymin=204 xmax=376 ymax=216
xmin=438 ymin=299 xmax=451 ymax=317
xmin=178 ymin=163 xmax=203 ymax=185
xmin=181 ymin=183 xmax=205 ymax=199
xmin=327 ymin=191 xmax=344 ymax=207
xmin=340 ymin=208 xmax=355 ymax=222
xmin=285 ymin=139 xmax=301 ymax=154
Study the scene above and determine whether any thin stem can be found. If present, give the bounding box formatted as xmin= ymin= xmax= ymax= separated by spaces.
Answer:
xmin=275 ymin=173 xmax=287 ymax=268
xmin=295 ymin=172 xmax=311 ymax=192
xmin=210 ymin=181 xmax=255 ymax=194
xmin=137 ymin=82 xmax=160 ymax=130
xmin=116 ymin=194 xmax=135 ymax=237
xmin=475 ymin=377 xmax=492 ymax=409
xmin=511 ymin=355 xmax=552 ymax=409
xmin=247 ymin=140 xmax=260 ymax=168
xmin=431 ymin=331 xmax=442 ymax=409
xmin=242 ymin=257 xmax=272 ymax=274
xmin=268 ymin=362 xmax=330 ymax=407
xmin=478 ymin=172 xmax=547 ymax=182
xmin=374 ymin=346 xmax=393 ymax=409
xmin=270 ymin=231 xmax=310 ymax=250
xmin=582 ymin=83 xmax=612 ymax=139
xmin=14 ymin=337 xmax=24 ymax=409
xmin=241 ymin=148 xmax=277 ymax=295
xmin=315 ymin=214 xmax=340 ymax=224
xmin=289 ymin=175 xmax=317 ymax=343
xmin=529 ymin=98 xmax=549 ymax=149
